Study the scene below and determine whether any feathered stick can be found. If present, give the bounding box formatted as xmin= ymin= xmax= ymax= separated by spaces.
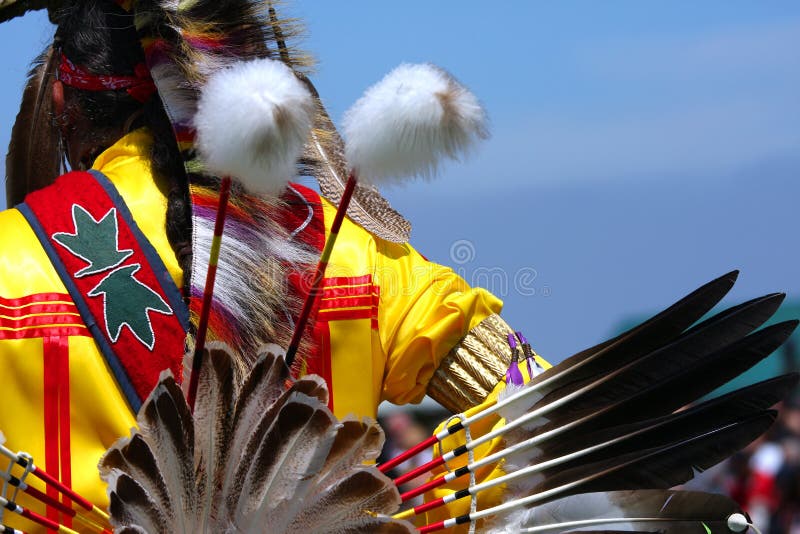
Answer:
xmin=187 ymin=58 xmax=315 ymax=409
xmin=513 ymin=490 xmax=755 ymax=533
xmin=398 ymin=319 xmax=795 ymax=502
xmin=0 ymin=438 xmax=110 ymax=527
xmin=391 ymin=288 xmax=787 ymax=486
xmin=0 ymin=495 xmax=79 ymax=534
xmin=284 ymin=62 xmax=489 ymax=368
xmin=394 ymin=373 xmax=797 ymax=519
xmin=418 ymin=414 xmax=773 ymax=533
xmin=0 ymin=469 xmax=110 ymax=532
xmin=380 ymin=270 xmax=738 ymax=473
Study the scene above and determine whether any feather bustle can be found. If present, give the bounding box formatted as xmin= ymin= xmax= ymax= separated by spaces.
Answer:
xmin=101 ymin=347 xmax=414 ymax=533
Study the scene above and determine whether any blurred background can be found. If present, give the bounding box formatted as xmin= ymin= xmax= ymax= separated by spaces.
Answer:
xmin=1 ymin=2 xmax=799 ymax=530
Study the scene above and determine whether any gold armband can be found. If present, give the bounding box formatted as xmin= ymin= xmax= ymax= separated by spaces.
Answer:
xmin=427 ymin=314 xmax=514 ymax=413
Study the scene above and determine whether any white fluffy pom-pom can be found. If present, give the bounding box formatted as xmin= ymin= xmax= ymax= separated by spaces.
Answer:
xmin=194 ymin=58 xmax=314 ymax=195
xmin=343 ymin=63 xmax=488 ymax=185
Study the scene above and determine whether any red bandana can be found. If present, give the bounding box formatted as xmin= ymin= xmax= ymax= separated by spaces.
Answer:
xmin=58 ymin=54 xmax=157 ymax=103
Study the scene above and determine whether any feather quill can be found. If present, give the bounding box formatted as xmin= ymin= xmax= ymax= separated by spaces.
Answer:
xmin=506 ymin=490 xmax=748 ymax=533
xmin=5 ymin=45 xmax=61 ymax=207
xmin=493 ymin=271 xmax=739 ymax=426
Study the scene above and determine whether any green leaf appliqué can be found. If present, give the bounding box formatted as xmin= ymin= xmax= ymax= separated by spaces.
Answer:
xmin=53 ymin=205 xmax=134 ymax=277
xmin=88 ymin=264 xmax=173 ymax=350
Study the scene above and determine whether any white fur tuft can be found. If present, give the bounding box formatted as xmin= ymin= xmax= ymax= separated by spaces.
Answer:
xmin=343 ymin=63 xmax=488 ymax=185
xmin=194 ymin=58 xmax=315 ymax=194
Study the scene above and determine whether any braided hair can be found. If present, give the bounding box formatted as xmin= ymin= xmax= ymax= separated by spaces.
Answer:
xmin=53 ymin=0 xmax=192 ymax=292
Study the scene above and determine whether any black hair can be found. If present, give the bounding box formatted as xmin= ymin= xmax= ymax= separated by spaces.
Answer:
xmin=53 ymin=0 xmax=192 ymax=292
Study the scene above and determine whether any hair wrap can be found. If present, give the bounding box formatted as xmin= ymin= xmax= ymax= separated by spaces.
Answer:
xmin=58 ymin=53 xmax=156 ymax=103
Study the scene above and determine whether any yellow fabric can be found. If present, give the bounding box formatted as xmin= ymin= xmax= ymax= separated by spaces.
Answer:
xmin=0 ymin=130 xmax=180 ymax=532
xmin=0 ymin=128 xmax=505 ymax=531
xmin=320 ymin=198 xmax=502 ymax=419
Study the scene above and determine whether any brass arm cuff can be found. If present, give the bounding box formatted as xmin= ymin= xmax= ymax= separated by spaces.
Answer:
xmin=427 ymin=314 xmax=513 ymax=413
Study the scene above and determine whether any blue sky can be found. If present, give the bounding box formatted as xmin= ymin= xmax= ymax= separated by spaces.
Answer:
xmin=1 ymin=2 xmax=798 ymax=362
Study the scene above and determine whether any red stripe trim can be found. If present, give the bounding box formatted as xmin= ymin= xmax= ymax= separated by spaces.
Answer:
xmin=0 ymin=303 xmax=79 ymax=316
xmin=0 ymin=326 xmax=89 ymax=340
xmin=317 ymin=308 xmax=373 ymax=322
xmin=0 ymin=314 xmax=83 ymax=329
xmin=0 ymin=293 xmax=73 ymax=307
xmin=42 ymin=339 xmax=60 ymax=524
xmin=316 ymin=320 xmax=334 ymax=412
xmin=323 ymin=275 xmax=372 ymax=287
xmin=56 ymin=336 xmax=72 ymax=528
xmin=321 ymin=284 xmax=374 ymax=298
xmin=320 ymin=295 xmax=375 ymax=310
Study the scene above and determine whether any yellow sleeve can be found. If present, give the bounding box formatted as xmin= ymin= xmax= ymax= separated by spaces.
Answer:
xmin=375 ymin=239 xmax=503 ymax=406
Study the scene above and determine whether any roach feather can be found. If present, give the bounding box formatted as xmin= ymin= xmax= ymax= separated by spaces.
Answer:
xmin=497 ymin=272 xmax=740 ymax=425
xmin=536 ymin=412 xmax=774 ymax=499
xmin=538 ymin=271 xmax=739 ymax=387
xmin=527 ymin=293 xmax=786 ymax=425
xmin=504 ymin=373 xmax=798 ymax=477
xmin=540 ymin=295 xmax=784 ymax=406
xmin=5 ymin=45 xmax=61 ymax=207
xmin=500 ymin=293 xmax=790 ymax=445
xmin=498 ymin=322 xmax=796 ymax=478
xmin=512 ymin=490 xmax=746 ymax=533
xmin=574 ymin=320 xmax=799 ymax=432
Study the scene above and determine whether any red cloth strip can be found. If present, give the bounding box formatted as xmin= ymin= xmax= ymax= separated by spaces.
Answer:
xmin=0 ymin=293 xmax=74 ymax=307
xmin=316 ymin=308 xmax=373 ymax=322
xmin=321 ymin=286 xmax=374 ymax=299
xmin=56 ymin=336 xmax=72 ymax=529
xmin=319 ymin=295 xmax=375 ymax=310
xmin=58 ymin=54 xmax=156 ymax=103
xmin=323 ymin=275 xmax=373 ymax=287
xmin=315 ymin=315 xmax=333 ymax=412
xmin=0 ymin=326 xmax=89 ymax=341
xmin=0 ymin=303 xmax=78 ymax=316
xmin=42 ymin=338 xmax=60 ymax=524
xmin=0 ymin=315 xmax=83 ymax=329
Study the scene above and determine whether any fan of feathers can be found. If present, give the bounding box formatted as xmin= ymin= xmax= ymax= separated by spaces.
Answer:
xmin=98 ymin=343 xmax=414 ymax=533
